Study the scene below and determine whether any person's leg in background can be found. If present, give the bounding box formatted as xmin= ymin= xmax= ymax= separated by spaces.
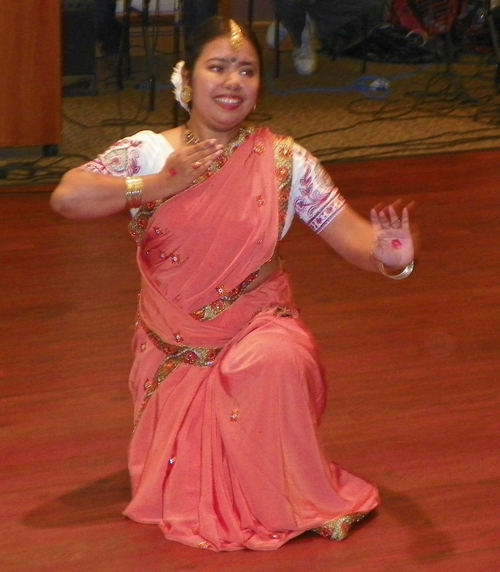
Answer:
xmin=272 ymin=0 xmax=308 ymax=46
xmin=271 ymin=0 xmax=317 ymax=75
xmin=183 ymin=0 xmax=218 ymax=40
xmin=94 ymin=0 xmax=123 ymax=58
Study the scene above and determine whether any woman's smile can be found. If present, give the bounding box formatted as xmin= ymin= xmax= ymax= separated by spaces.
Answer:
xmin=213 ymin=95 xmax=244 ymax=110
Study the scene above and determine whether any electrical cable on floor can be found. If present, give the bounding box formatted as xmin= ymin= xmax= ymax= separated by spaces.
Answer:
xmin=4 ymin=45 xmax=500 ymax=185
xmin=265 ymin=71 xmax=392 ymax=100
xmin=0 ymin=154 xmax=92 ymax=185
xmin=288 ymin=57 xmax=500 ymax=161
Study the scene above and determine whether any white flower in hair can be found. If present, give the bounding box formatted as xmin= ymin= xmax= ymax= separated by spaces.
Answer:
xmin=171 ymin=61 xmax=190 ymax=113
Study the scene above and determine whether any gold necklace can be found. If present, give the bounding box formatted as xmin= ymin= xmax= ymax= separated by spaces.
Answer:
xmin=184 ymin=125 xmax=251 ymax=150
xmin=184 ymin=127 xmax=200 ymax=146
xmin=183 ymin=125 xmax=254 ymax=187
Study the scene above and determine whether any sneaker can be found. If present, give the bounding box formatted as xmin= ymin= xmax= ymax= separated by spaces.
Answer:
xmin=293 ymin=15 xmax=317 ymax=75
xmin=301 ymin=13 xmax=315 ymax=46
xmin=266 ymin=20 xmax=289 ymax=49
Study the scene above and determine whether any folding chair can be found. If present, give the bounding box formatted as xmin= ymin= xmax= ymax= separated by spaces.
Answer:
xmin=116 ymin=0 xmax=184 ymax=111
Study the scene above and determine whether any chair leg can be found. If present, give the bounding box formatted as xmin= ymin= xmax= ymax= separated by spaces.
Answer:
xmin=172 ymin=0 xmax=183 ymax=125
xmin=140 ymin=1 xmax=157 ymax=111
xmin=275 ymin=17 xmax=281 ymax=77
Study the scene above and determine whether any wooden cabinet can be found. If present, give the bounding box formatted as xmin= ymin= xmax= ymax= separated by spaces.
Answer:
xmin=0 ymin=1 xmax=62 ymax=151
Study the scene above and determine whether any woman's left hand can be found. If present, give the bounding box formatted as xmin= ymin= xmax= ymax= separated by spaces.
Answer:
xmin=370 ymin=202 xmax=415 ymax=269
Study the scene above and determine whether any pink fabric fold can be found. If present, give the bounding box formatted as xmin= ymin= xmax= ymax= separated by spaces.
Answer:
xmin=123 ymin=128 xmax=380 ymax=551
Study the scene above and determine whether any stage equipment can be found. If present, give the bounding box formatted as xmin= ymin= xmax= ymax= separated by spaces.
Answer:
xmin=62 ymin=0 xmax=96 ymax=76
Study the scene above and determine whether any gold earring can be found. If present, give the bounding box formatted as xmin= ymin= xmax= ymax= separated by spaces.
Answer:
xmin=180 ymin=86 xmax=192 ymax=105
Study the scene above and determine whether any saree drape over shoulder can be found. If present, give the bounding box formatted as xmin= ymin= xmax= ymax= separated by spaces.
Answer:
xmin=122 ymin=128 xmax=379 ymax=551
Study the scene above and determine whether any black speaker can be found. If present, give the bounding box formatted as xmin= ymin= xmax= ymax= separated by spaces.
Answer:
xmin=62 ymin=0 xmax=96 ymax=77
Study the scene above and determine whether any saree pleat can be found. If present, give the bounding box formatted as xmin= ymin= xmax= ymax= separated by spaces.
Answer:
xmin=123 ymin=128 xmax=379 ymax=551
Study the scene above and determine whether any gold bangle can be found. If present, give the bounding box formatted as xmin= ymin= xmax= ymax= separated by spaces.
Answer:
xmin=125 ymin=176 xmax=143 ymax=208
xmin=375 ymin=259 xmax=414 ymax=280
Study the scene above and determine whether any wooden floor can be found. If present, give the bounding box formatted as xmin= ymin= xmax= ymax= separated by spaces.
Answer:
xmin=1 ymin=149 xmax=499 ymax=571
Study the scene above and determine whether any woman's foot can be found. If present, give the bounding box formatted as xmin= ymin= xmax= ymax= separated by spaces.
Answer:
xmin=312 ymin=513 xmax=368 ymax=541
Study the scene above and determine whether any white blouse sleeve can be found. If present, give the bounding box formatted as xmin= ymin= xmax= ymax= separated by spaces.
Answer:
xmin=80 ymin=130 xmax=173 ymax=178
xmin=281 ymin=142 xmax=346 ymax=238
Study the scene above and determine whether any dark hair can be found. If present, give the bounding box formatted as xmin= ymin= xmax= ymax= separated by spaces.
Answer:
xmin=184 ymin=16 xmax=263 ymax=81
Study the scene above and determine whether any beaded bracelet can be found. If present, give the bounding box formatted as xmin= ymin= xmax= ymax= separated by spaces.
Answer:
xmin=125 ymin=176 xmax=143 ymax=209
xmin=375 ymin=259 xmax=415 ymax=280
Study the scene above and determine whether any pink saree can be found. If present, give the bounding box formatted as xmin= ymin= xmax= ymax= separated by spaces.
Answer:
xmin=123 ymin=127 xmax=379 ymax=551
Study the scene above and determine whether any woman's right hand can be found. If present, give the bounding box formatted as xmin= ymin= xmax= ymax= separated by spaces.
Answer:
xmin=160 ymin=139 xmax=223 ymax=194
xmin=50 ymin=139 xmax=224 ymax=220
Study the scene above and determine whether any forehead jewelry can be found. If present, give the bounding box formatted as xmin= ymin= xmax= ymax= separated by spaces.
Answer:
xmin=229 ymin=19 xmax=243 ymax=51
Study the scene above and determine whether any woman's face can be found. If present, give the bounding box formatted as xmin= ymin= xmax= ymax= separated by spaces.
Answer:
xmin=187 ymin=35 xmax=260 ymax=133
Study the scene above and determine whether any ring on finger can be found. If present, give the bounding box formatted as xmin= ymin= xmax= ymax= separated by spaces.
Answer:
xmin=192 ymin=160 xmax=202 ymax=170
